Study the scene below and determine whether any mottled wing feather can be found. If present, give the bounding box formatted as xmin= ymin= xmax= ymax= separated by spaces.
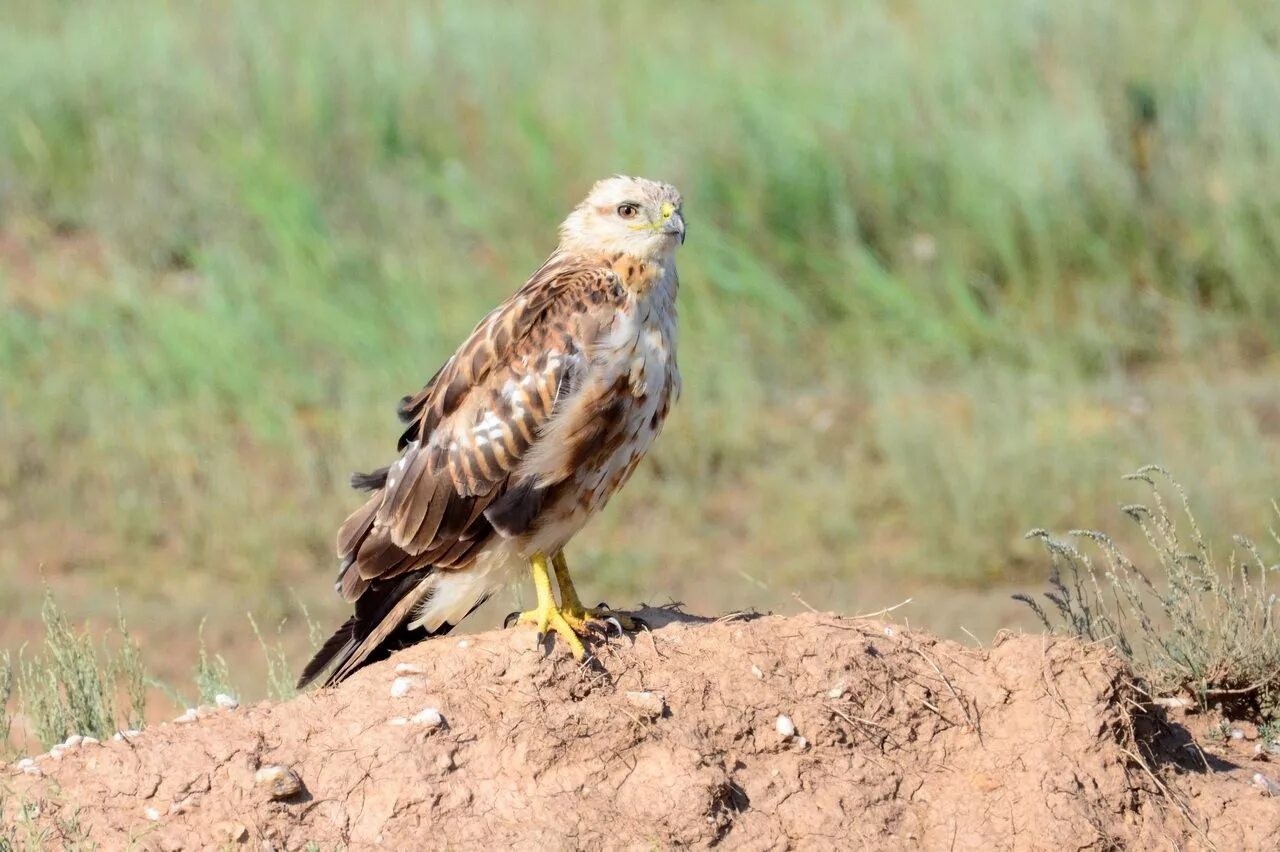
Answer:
xmin=332 ymin=256 xmax=624 ymax=600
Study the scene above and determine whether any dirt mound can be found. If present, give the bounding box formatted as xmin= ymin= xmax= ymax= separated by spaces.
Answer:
xmin=4 ymin=610 xmax=1278 ymax=849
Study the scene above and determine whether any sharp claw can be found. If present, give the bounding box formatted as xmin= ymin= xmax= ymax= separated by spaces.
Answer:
xmin=503 ymin=611 xmax=520 ymax=629
xmin=604 ymin=616 xmax=623 ymax=636
xmin=631 ymin=616 xmax=649 ymax=631
xmin=596 ymin=601 xmax=612 ymax=611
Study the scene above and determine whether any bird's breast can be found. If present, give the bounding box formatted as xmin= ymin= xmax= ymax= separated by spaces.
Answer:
xmin=522 ymin=273 xmax=680 ymax=554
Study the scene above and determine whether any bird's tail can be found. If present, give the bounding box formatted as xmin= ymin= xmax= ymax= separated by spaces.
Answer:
xmin=297 ymin=565 xmax=498 ymax=689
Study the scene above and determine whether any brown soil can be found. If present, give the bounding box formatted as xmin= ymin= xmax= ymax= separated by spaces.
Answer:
xmin=3 ymin=610 xmax=1278 ymax=850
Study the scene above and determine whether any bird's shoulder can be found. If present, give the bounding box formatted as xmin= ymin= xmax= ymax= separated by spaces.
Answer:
xmin=394 ymin=252 xmax=628 ymax=446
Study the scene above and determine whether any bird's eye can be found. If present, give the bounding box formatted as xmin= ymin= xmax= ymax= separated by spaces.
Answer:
xmin=616 ymin=203 xmax=639 ymax=219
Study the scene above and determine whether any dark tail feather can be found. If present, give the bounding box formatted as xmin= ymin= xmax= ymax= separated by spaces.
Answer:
xmin=297 ymin=570 xmax=432 ymax=689
xmin=350 ymin=467 xmax=389 ymax=491
xmin=297 ymin=614 xmax=438 ymax=690
xmin=297 ymin=616 xmax=358 ymax=689
xmin=297 ymin=570 xmax=492 ymax=689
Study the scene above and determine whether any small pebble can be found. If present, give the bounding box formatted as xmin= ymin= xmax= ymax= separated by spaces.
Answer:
xmin=624 ymin=690 xmax=666 ymax=718
xmin=827 ymin=683 xmax=846 ymax=699
xmin=390 ymin=676 xmax=420 ymax=698
xmin=16 ymin=758 xmax=35 ymax=769
xmin=63 ymin=735 xmax=83 ymax=749
xmin=145 ymin=807 xmax=161 ymax=821
xmin=776 ymin=714 xmax=797 ymax=739
xmin=21 ymin=765 xmax=42 ymax=777
xmin=457 ymin=639 xmax=471 ymax=648
xmin=113 ymin=729 xmax=142 ymax=742
xmin=410 ymin=708 xmax=445 ymax=729
xmin=884 ymin=626 xmax=895 ymax=637
xmin=1230 ymin=728 xmax=1246 ymax=741
xmin=174 ymin=708 xmax=199 ymax=724
xmin=81 ymin=736 xmax=99 ymax=746
xmin=1253 ymin=772 xmax=1280 ymax=796
xmin=750 ymin=665 xmax=764 ymax=679
xmin=394 ymin=663 xmax=424 ymax=675
xmin=48 ymin=745 xmax=66 ymax=760
xmin=215 ymin=693 xmax=240 ymax=710
xmin=254 ymin=764 xmax=303 ymax=800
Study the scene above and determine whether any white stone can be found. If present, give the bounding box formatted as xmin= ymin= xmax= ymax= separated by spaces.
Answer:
xmin=775 ymin=714 xmax=797 ymax=739
xmin=1253 ymin=772 xmax=1280 ymax=796
xmin=393 ymin=663 xmax=423 ymax=675
xmin=215 ymin=693 xmax=239 ymax=710
xmin=750 ymin=665 xmax=764 ymax=679
xmin=390 ymin=676 xmax=420 ymax=698
xmin=16 ymin=758 xmax=34 ymax=769
xmin=48 ymin=745 xmax=66 ymax=760
xmin=81 ymin=736 xmax=99 ymax=746
xmin=63 ymin=735 xmax=83 ymax=749
xmin=145 ymin=807 xmax=161 ymax=821
xmin=410 ymin=708 xmax=445 ymax=729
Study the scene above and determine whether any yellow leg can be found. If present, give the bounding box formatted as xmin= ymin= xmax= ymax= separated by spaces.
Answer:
xmin=513 ymin=552 xmax=587 ymax=659
xmin=552 ymin=551 xmax=640 ymax=632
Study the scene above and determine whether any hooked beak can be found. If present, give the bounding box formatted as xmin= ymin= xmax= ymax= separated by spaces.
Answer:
xmin=663 ymin=211 xmax=686 ymax=244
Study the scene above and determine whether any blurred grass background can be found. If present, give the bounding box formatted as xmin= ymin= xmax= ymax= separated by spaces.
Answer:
xmin=2 ymin=0 xmax=1280 ymax=697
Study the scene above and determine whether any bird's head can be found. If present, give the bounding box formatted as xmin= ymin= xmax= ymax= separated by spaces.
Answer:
xmin=558 ymin=176 xmax=685 ymax=262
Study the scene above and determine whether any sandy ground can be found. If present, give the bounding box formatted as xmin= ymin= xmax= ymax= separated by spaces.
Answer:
xmin=3 ymin=609 xmax=1278 ymax=850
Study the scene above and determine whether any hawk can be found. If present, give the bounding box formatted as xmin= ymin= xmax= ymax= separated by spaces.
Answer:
xmin=299 ymin=176 xmax=686 ymax=687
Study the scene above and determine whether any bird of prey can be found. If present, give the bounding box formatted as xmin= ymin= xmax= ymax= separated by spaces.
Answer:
xmin=299 ymin=176 xmax=686 ymax=688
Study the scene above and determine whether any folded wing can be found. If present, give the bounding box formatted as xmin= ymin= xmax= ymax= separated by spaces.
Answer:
xmin=334 ymin=256 xmax=624 ymax=602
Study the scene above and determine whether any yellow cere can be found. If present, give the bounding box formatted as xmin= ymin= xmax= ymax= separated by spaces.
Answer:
xmin=629 ymin=201 xmax=676 ymax=232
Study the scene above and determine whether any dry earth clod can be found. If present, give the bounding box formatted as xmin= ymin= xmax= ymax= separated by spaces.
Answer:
xmin=624 ymin=690 xmax=666 ymax=718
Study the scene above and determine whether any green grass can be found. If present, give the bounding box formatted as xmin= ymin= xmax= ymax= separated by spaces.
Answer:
xmin=1 ymin=0 xmax=1280 ymax=693
xmin=1018 ymin=467 xmax=1280 ymax=718
xmin=10 ymin=593 xmax=146 ymax=749
xmin=1 ymin=591 xmax=326 ymax=754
